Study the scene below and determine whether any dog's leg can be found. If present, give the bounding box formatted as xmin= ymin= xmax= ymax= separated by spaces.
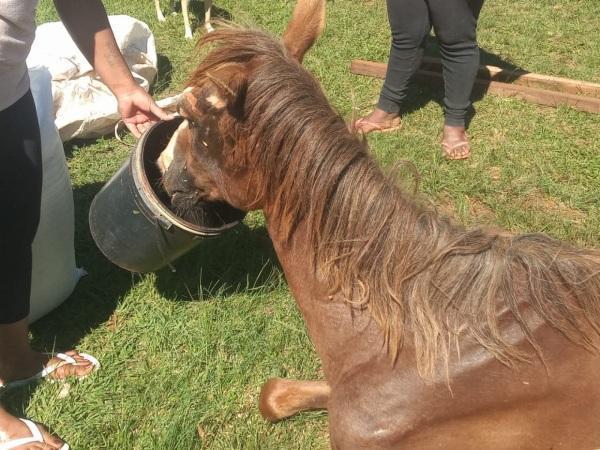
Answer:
xmin=259 ymin=378 xmax=330 ymax=422
xmin=154 ymin=0 xmax=166 ymax=22
xmin=181 ymin=0 xmax=193 ymax=38
xmin=204 ymin=0 xmax=214 ymax=33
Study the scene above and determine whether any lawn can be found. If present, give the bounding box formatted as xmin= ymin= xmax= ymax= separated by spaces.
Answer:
xmin=5 ymin=0 xmax=599 ymax=448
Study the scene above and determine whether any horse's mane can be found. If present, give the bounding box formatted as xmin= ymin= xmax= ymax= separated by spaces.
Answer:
xmin=190 ymin=26 xmax=600 ymax=377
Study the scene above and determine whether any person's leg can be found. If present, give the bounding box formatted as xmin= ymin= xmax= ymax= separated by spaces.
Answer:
xmin=427 ymin=0 xmax=484 ymax=159
xmin=0 ymin=91 xmax=45 ymax=376
xmin=0 ymin=90 xmax=42 ymax=329
xmin=354 ymin=0 xmax=431 ymax=133
xmin=0 ymin=89 xmax=97 ymax=448
xmin=0 ymin=91 xmax=65 ymax=449
xmin=0 ymin=91 xmax=94 ymax=384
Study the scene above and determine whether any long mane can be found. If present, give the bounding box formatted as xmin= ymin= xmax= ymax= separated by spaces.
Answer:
xmin=190 ymin=26 xmax=600 ymax=377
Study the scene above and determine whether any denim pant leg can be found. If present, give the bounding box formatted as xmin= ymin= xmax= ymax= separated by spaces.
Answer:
xmin=427 ymin=0 xmax=484 ymax=126
xmin=378 ymin=0 xmax=432 ymax=114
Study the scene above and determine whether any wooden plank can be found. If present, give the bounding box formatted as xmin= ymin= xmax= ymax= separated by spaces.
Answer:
xmin=351 ymin=59 xmax=600 ymax=99
xmin=350 ymin=60 xmax=600 ymax=114
xmin=420 ymin=56 xmax=600 ymax=98
xmin=417 ymin=69 xmax=600 ymax=114
xmin=351 ymin=60 xmax=388 ymax=80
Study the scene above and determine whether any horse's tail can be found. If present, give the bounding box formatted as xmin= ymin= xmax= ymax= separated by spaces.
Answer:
xmin=283 ymin=0 xmax=326 ymax=63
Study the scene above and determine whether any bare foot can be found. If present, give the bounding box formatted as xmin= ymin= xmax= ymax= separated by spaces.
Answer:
xmin=351 ymin=108 xmax=401 ymax=134
xmin=442 ymin=125 xmax=470 ymax=160
xmin=0 ymin=408 xmax=66 ymax=449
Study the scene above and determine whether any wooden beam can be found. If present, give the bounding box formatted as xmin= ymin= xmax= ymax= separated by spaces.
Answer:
xmin=350 ymin=60 xmax=388 ymax=80
xmin=351 ymin=59 xmax=600 ymax=98
xmin=350 ymin=59 xmax=600 ymax=114
xmin=420 ymin=56 xmax=600 ymax=98
xmin=417 ymin=70 xmax=600 ymax=114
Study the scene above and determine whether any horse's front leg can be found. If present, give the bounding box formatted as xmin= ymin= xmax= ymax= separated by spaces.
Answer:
xmin=154 ymin=0 xmax=166 ymax=21
xmin=181 ymin=0 xmax=193 ymax=38
xmin=259 ymin=378 xmax=330 ymax=422
xmin=204 ymin=0 xmax=214 ymax=33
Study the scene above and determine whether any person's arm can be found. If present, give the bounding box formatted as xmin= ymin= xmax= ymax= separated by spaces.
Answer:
xmin=53 ymin=0 xmax=171 ymax=137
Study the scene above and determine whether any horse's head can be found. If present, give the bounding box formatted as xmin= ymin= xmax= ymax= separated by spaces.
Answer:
xmin=157 ymin=68 xmax=250 ymax=210
xmin=157 ymin=0 xmax=326 ymax=213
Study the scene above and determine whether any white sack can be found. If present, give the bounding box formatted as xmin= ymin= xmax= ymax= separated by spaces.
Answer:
xmin=28 ymin=66 xmax=85 ymax=323
xmin=27 ymin=15 xmax=157 ymax=141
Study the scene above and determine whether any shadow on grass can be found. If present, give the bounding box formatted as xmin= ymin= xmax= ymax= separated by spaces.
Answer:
xmin=1 ymin=386 xmax=41 ymax=424
xmin=188 ymin=1 xmax=232 ymax=23
xmin=153 ymin=221 xmax=281 ymax=301
xmin=398 ymin=37 xmax=525 ymax=129
xmin=4 ymin=181 xmax=136 ymax=418
xmin=6 ymin=182 xmax=278 ymax=418
xmin=29 ymin=181 xmax=134 ymax=350
xmin=29 ymin=180 xmax=279 ymax=351
xmin=171 ymin=0 xmax=232 ymax=31
xmin=155 ymin=53 xmax=174 ymax=95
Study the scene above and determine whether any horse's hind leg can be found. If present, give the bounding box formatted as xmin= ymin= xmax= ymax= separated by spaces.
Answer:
xmin=259 ymin=378 xmax=330 ymax=422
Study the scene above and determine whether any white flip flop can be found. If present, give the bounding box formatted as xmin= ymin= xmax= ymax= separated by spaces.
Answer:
xmin=0 ymin=418 xmax=69 ymax=450
xmin=1 ymin=352 xmax=100 ymax=390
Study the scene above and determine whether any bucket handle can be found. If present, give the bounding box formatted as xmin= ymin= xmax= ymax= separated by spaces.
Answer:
xmin=114 ymin=120 xmax=134 ymax=148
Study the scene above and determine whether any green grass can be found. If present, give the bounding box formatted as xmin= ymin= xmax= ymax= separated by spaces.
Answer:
xmin=6 ymin=0 xmax=598 ymax=448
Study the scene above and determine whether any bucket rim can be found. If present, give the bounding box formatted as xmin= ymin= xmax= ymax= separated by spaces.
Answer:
xmin=131 ymin=118 xmax=244 ymax=236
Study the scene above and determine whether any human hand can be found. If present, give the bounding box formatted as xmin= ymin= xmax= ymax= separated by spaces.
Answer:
xmin=116 ymin=86 xmax=173 ymax=138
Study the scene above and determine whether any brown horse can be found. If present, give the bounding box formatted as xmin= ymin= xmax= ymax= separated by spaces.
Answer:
xmin=158 ymin=1 xmax=600 ymax=447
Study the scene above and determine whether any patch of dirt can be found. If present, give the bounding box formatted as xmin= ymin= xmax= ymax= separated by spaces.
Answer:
xmin=489 ymin=166 xmax=502 ymax=182
xmin=434 ymin=194 xmax=497 ymax=225
xmin=490 ymin=128 xmax=507 ymax=147
xmin=434 ymin=192 xmax=457 ymax=219
xmin=521 ymin=191 xmax=586 ymax=224
xmin=468 ymin=197 xmax=497 ymax=224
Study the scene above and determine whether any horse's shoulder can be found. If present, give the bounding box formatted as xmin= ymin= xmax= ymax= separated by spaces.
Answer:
xmin=328 ymin=359 xmax=445 ymax=447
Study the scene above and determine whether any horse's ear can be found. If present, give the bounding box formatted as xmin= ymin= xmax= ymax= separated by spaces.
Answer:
xmin=195 ymin=64 xmax=249 ymax=118
xmin=283 ymin=0 xmax=326 ymax=63
xmin=223 ymin=70 xmax=248 ymax=119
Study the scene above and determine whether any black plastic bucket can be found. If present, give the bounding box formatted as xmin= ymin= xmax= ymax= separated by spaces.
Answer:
xmin=89 ymin=117 xmax=245 ymax=273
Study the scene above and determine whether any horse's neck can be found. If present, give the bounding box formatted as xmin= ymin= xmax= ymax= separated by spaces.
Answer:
xmin=265 ymin=214 xmax=385 ymax=382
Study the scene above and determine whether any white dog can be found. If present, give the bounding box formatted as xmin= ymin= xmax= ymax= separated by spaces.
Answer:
xmin=154 ymin=0 xmax=213 ymax=38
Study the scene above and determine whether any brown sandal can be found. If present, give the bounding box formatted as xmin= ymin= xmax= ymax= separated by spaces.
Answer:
xmin=352 ymin=116 xmax=402 ymax=134
xmin=442 ymin=140 xmax=470 ymax=160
